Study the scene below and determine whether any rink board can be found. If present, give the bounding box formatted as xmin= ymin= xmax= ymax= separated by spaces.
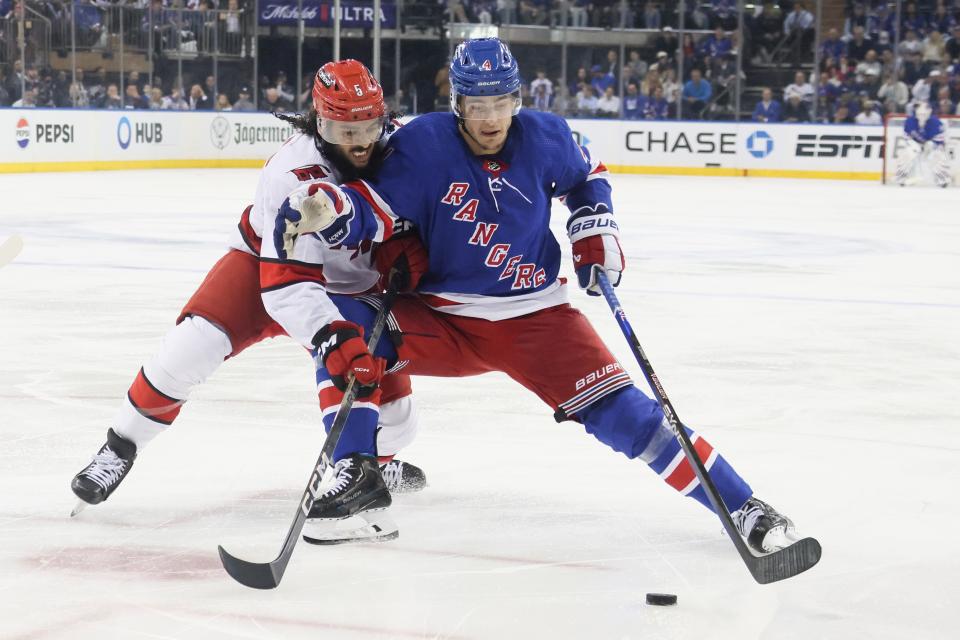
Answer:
xmin=1 ymin=108 xmax=883 ymax=179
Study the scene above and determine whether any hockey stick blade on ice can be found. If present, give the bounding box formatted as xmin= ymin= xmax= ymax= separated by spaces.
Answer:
xmin=594 ymin=271 xmax=821 ymax=584
xmin=218 ymin=274 xmax=403 ymax=589
xmin=0 ymin=235 xmax=24 ymax=269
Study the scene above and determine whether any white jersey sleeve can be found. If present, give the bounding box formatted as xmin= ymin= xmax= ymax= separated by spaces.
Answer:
xmin=250 ymin=133 xmax=382 ymax=348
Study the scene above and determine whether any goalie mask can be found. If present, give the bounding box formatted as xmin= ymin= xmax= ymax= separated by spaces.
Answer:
xmin=915 ymin=102 xmax=932 ymax=127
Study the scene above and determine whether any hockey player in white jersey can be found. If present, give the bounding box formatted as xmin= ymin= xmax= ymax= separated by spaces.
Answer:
xmin=70 ymin=60 xmax=426 ymax=514
xmin=896 ymin=102 xmax=951 ymax=187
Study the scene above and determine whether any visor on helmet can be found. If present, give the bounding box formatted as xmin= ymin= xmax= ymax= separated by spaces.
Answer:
xmin=454 ymin=91 xmax=521 ymax=120
xmin=318 ymin=116 xmax=386 ymax=146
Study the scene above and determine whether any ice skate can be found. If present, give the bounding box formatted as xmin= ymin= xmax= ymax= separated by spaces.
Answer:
xmin=379 ymin=458 xmax=427 ymax=494
xmin=302 ymin=454 xmax=397 ymax=545
xmin=70 ymin=428 xmax=137 ymax=515
xmin=732 ymin=497 xmax=800 ymax=554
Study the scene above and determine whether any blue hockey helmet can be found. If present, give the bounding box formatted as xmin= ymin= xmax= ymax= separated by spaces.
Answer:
xmin=449 ymin=38 xmax=522 ymax=119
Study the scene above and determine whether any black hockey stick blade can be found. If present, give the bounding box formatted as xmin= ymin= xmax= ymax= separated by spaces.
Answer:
xmin=748 ymin=536 xmax=822 ymax=584
xmin=217 ymin=544 xmax=289 ymax=590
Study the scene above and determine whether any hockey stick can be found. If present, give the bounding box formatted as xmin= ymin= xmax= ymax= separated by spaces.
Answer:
xmin=594 ymin=271 xmax=821 ymax=584
xmin=0 ymin=235 xmax=24 ymax=269
xmin=218 ymin=274 xmax=403 ymax=589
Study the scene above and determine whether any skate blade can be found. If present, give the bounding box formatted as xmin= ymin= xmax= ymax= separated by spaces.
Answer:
xmin=302 ymin=511 xmax=398 ymax=546
xmin=70 ymin=500 xmax=89 ymax=517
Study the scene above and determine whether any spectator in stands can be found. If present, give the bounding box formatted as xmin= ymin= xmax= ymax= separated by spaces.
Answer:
xmin=644 ymin=85 xmax=669 ymax=120
xmin=900 ymin=2 xmax=927 ymax=37
xmin=161 ymin=87 xmax=189 ymax=110
xmin=446 ymin=0 xmax=469 ymax=23
xmin=880 ymin=49 xmax=897 ymax=79
xmin=52 ymin=70 xmax=71 ymax=108
xmin=650 ymin=51 xmax=672 ymax=74
xmin=641 ymin=68 xmax=660 ymax=97
xmin=847 ymin=26 xmax=872 ymax=62
xmin=548 ymin=0 xmax=567 ymax=28
xmin=752 ymin=87 xmax=781 ymax=122
xmin=148 ymin=87 xmax=164 ymax=110
xmin=12 ymin=88 xmax=36 ymax=108
xmin=936 ymin=86 xmax=955 ymax=115
xmin=473 ymin=0 xmax=496 ymax=24
xmin=569 ymin=0 xmax=588 ymax=27
xmin=519 ymin=0 xmax=547 ymax=25
xmin=604 ymin=49 xmax=619 ymax=78
xmin=498 ymin=0 xmax=518 ymax=25
xmin=203 ymin=75 xmax=217 ymax=102
xmin=821 ymin=27 xmax=846 ymax=60
xmin=783 ymin=1 xmax=815 ymax=64
xmin=654 ymin=28 xmax=679 ymax=63
xmin=590 ymin=64 xmax=615 ymax=96
xmin=552 ymin=83 xmax=571 ymax=116
xmin=709 ymin=0 xmax=737 ymax=31
xmin=874 ymin=30 xmax=892 ymax=56
xmin=531 ymin=74 xmax=553 ymax=111
xmin=681 ymin=68 xmax=711 ymax=119
xmin=87 ymin=67 xmax=108 ymax=107
xmin=575 ymin=83 xmax=598 ymax=116
xmin=782 ymin=93 xmax=811 ymax=122
xmin=854 ymin=99 xmax=882 ymax=125
xmin=216 ymin=93 xmax=232 ymax=111
xmin=708 ymin=53 xmax=741 ymax=116
xmin=832 ymin=104 xmax=851 ymax=123
xmin=878 ymin=73 xmax=910 ymax=113
xmin=898 ymin=29 xmax=923 ymax=58
xmin=233 ymin=85 xmax=255 ymax=111
xmin=843 ymin=3 xmax=870 ymax=41
xmin=784 ymin=70 xmax=814 ymax=104
xmin=434 ymin=62 xmax=450 ymax=110
xmin=923 ymin=30 xmax=947 ymax=64
xmin=569 ymin=67 xmax=588 ymax=96
xmin=69 ymin=73 xmax=90 ymax=108
xmin=946 ymin=25 xmax=960 ymax=62
xmin=103 ymin=84 xmax=123 ymax=109
xmin=623 ymin=82 xmax=644 ymax=119
xmin=912 ymin=70 xmax=938 ymax=105
xmin=189 ymin=83 xmax=213 ymax=110
xmin=275 ymin=70 xmax=295 ymax=104
xmin=261 ymin=86 xmax=292 ymax=113
xmin=596 ymin=85 xmax=621 ymax=118
xmin=4 ymin=60 xmax=24 ymax=105
xmin=640 ymin=2 xmax=660 ymax=29
xmin=626 ymin=50 xmax=647 ymax=79
xmin=902 ymin=51 xmax=927 ymax=85
xmin=661 ymin=67 xmax=680 ymax=112
xmin=752 ymin=2 xmax=784 ymax=64
xmin=930 ymin=3 xmax=955 ymax=36
xmin=125 ymin=84 xmax=149 ymax=109
xmin=856 ymin=50 xmax=882 ymax=78
xmin=700 ymin=26 xmax=732 ymax=65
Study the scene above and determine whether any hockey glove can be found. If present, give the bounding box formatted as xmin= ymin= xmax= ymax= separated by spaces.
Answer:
xmin=373 ymin=231 xmax=429 ymax=292
xmin=313 ymin=321 xmax=384 ymax=398
xmin=275 ymin=182 xmax=354 ymax=258
xmin=572 ymin=235 xmax=625 ymax=296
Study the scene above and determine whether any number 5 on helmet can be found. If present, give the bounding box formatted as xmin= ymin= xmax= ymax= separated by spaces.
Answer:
xmin=275 ymin=182 xmax=355 ymax=258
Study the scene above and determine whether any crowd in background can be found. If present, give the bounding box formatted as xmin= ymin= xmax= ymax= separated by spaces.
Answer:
xmin=751 ymin=1 xmax=960 ymax=124
xmin=2 ymin=1 xmax=960 ymax=124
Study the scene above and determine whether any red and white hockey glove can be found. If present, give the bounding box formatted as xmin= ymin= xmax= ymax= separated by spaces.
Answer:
xmin=275 ymin=181 xmax=354 ymax=258
xmin=373 ymin=231 xmax=429 ymax=292
xmin=313 ymin=321 xmax=385 ymax=398
xmin=573 ymin=235 xmax=625 ymax=295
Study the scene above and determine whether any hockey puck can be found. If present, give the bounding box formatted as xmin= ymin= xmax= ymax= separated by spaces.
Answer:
xmin=645 ymin=593 xmax=678 ymax=606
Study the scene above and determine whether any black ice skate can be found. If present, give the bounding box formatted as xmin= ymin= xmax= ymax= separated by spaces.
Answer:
xmin=380 ymin=459 xmax=427 ymax=494
xmin=732 ymin=497 xmax=800 ymax=554
xmin=70 ymin=428 xmax=137 ymax=516
xmin=302 ymin=454 xmax=397 ymax=545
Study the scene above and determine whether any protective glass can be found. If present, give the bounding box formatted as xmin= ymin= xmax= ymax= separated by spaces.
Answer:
xmin=456 ymin=92 xmax=522 ymax=120
xmin=318 ymin=117 xmax=386 ymax=146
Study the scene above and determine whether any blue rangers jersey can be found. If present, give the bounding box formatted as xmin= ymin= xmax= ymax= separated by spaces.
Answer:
xmin=904 ymin=115 xmax=946 ymax=146
xmin=332 ymin=110 xmax=615 ymax=320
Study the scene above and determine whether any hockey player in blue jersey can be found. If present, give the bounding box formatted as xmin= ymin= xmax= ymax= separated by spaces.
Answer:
xmin=268 ymin=38 xmax=808 ymax=554
xmin=897 ymin=102 xmax=951 ymax=187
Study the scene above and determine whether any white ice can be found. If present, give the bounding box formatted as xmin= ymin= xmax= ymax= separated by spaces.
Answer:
xmin=0 ymin=171 xmax=957 ymax=640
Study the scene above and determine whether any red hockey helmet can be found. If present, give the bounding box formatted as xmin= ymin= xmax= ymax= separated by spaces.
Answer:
xmin=312 ymin=59 xmax=386 ymax=146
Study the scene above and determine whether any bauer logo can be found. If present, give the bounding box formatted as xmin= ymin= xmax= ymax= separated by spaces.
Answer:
xmin=210 ymin=116 xmax=231 ymax=150
xmin=15 ymin=118 xmax=30 ymax=148
xmin=746 ymin=130 xmax=774 ymax=158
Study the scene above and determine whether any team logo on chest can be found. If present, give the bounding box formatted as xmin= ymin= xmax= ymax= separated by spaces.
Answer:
xmin=439 ymin=181 xmax=546 ymax=291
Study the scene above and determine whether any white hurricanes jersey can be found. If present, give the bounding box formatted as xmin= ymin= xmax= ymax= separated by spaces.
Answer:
xmin=233 ymin=131 xmax=385 ymax=348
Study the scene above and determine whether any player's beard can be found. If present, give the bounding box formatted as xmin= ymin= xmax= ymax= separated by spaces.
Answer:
xmin=320 ymin=138 xmax=383 ymax=182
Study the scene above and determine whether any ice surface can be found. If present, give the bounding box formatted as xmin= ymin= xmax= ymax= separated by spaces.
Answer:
xmin=0 ymin=170 xmax=957 ymax=639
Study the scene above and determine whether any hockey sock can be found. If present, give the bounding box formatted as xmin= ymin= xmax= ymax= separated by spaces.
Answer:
xmin=115 ymin=316 xmax=231 ymax=448
xmin=579 ymin=386 xmax=752 ymax=513
xmin=316 ymin=363 xmax=380 ymax=461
